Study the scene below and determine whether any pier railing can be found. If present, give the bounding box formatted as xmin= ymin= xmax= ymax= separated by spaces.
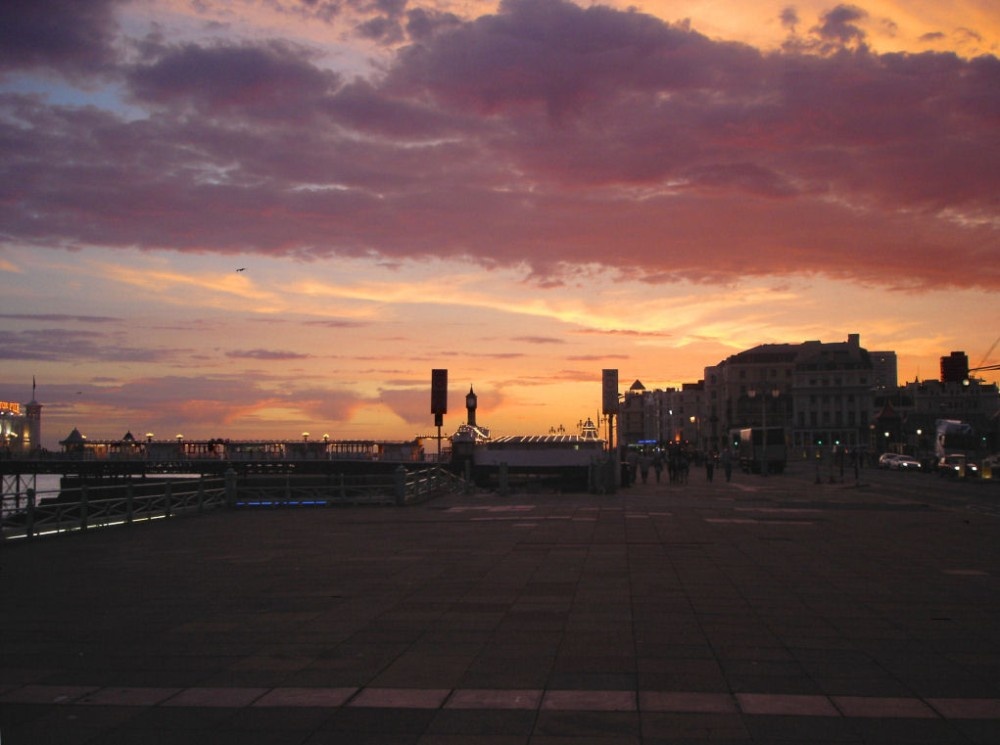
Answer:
xmin=2 ymin=478 xmax=228 ymax=541
xmin=231 ymin=465 xmax=465 ymax=508
xmin=1 ymin=466 xmax=465 ymax=542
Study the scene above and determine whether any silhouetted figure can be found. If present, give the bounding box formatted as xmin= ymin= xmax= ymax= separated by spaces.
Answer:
xmin=676 ymin=450 xmax=689 ymax=484
xmin=721 ymin=448 xmax=733 ymax=482
xmin=653 ymin=452 xmax=664 ymax=483
xmin=639 ymin=452 xmax=651 ymax=484
xmin=705 ymin=451 xmax=716 ymax=482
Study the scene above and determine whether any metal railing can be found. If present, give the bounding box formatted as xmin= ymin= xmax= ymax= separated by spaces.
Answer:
xmin=231 ymin=465 xmax=466 ymax=507
xmin=2 ymin=466 xmax=466 ymax=542
xmin=2 ymin=478 xmax=227 ymax=541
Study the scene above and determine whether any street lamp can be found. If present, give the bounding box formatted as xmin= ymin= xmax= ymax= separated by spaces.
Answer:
xmin=747 ymin=387 xmax=780 ymax=475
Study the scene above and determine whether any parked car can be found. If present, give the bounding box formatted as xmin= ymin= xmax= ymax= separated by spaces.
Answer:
xmin=878 ymin=453 xmax=901 ymax=469
xmin=890 ymin=455 xmax=922 ymax=471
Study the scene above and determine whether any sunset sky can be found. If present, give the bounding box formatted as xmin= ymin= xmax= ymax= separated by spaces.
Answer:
xmin=2 ymin=0 xmax=998 ymax=450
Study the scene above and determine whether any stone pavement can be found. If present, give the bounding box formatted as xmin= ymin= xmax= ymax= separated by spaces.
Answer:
xmin=2 ymin=464 xmax=999 ymax=744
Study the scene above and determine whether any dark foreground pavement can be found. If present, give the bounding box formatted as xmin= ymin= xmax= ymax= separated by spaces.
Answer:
xmin=2 ymin=464 xmax=999 ymax=744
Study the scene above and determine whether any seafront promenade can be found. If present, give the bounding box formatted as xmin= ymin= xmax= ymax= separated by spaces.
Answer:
xmin=1 ymin=464 xmax=999 ymax=744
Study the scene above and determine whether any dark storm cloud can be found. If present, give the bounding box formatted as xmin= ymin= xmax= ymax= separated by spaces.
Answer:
xmin=1 ymin=0 xmax=998 ymax=290
xmin=127 ymin=40 xmax=340 ymax=117
xmin=0 ymin=0 xmax=122 ymax=75
xmin=812 ymin=4 xmax=869 ymax=47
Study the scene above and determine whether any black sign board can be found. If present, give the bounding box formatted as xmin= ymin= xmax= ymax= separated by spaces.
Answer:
xmin=431 ymin=369 xmax=448 ymax=415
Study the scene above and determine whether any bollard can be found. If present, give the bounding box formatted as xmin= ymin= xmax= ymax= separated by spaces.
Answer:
xmin=225 ymin=468 xmax=238 ymax=508
xmin=80 ymin=484 xmax=89 ymax=531
xmin=394 ymin=465 xmax=407 ymax=506
xmin=197 ymin=478 xmax=205 ymax=513
xmin=164 ymin=481 xmax=173 ymax=518
xmin=25 ymin=488 xmax=35 ymax=539
xmin=126 ymin=483 xmax=135 ymax=524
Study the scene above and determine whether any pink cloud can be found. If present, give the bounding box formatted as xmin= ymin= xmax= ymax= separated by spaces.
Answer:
xmin=0 ymin=0 xmax=996 ymax=291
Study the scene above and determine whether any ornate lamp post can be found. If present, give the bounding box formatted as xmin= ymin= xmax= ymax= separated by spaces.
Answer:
xmin=747 ymin=387 xmax=780 ymax=475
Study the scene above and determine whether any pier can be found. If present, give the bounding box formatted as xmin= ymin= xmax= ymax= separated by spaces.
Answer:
xmin=1 ymin=464 xmax=998 ymax=742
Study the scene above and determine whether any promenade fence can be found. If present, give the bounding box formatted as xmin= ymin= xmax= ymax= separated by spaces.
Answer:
xmin=1 ymin=466 xmax=465 ymax=542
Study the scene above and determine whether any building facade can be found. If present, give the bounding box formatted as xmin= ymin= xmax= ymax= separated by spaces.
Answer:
xmin=1 ymin=383 xmax=42 ymax=455
xmin=616 ymin=334 xmax=912 ymax=459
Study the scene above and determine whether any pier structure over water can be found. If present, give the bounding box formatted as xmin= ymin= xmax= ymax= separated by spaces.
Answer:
xmin=54 ymin=432 xmax=429 ymax=465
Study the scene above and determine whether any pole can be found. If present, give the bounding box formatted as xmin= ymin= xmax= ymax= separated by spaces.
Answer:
xmin=761 ymin=395 xmax=767 ymax=476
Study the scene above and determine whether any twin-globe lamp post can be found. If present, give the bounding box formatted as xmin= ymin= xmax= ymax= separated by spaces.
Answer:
xmin=747 ymin=386 xmax=780 ymax=475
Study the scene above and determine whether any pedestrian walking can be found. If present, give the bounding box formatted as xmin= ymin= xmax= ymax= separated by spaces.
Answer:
xmin=639 ymin=452 xmax=651 ymax=484
xmin=721 ymin=448 xmax=733 ymax=482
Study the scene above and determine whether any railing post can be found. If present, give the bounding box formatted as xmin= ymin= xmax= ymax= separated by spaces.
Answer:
xmin=80 ymin=484 xmax=89 ymax=531
xmin=339 ymin=473 xmax=346 ymax=500
xmin=499 ymin=462 xmax=509 ymax=497
xmin=197 ymin=478 xmax=205 ymax=513
xmin=25 ymin=488 xmax=35 ymax=540
xmin=394 ymin=465 xmax=407 ymax=506
xmin=126 ymin=483 xmax=134 ymax=524
xmin=225 ymin=468 xmax=237 ymax=507
xmin=164 ymin=481 xmax=173 ymax=518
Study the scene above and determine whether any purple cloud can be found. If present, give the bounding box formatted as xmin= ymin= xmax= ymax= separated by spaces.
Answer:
xmin=0 ymin=0 xmax=122 ymax=75
xmin=226 ymin=349 xmax=312 ymax=360
xmin=0 ymin=0 xmax=997 ymax=292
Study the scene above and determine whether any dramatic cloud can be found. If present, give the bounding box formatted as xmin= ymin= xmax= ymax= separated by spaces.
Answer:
xmin=0 ymin=329 xmax=180 ymax=363
xmin=0 ymin=0 xmax=123 ymax=75
xmin=1 ymin=0 xmax=995 ymax=293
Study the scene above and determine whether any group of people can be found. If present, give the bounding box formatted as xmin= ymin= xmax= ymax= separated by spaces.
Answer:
xmin=623 ymin=445 xmax=736 ymax=486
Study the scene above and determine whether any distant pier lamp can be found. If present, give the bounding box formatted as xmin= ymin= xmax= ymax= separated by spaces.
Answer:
xmin=145 ymin=432 xmax=154 ymax=443
xmin=323 ymin=434 xmax=329 ymax=443
xmin=302 ymin=432 xmax=310 ymax=442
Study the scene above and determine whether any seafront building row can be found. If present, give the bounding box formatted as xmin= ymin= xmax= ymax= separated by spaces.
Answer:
xmin=619 ymin=334 xmax=999 ymax=459
xmin=1 ymin=333 xmax=998 ymax=462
